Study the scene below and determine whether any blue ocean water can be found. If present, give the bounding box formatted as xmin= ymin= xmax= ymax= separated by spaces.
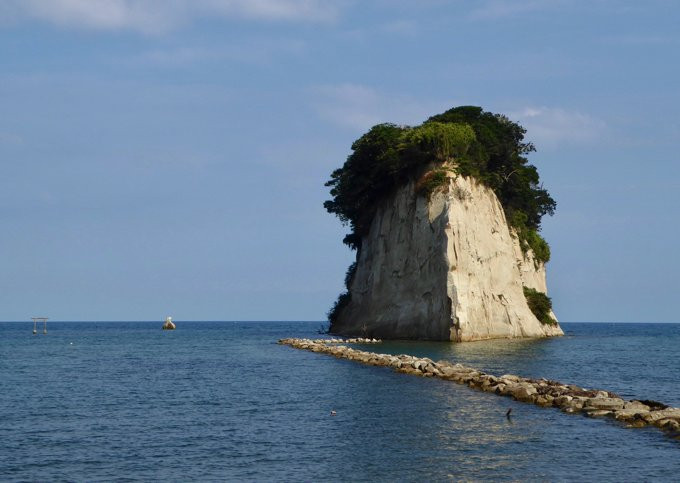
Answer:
xmin=1 ymin=321 xmax=678 ymax=481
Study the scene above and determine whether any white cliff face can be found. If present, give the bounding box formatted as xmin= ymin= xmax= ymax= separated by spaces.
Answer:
xmin=332 ymin=173 xmax=563 ymax=341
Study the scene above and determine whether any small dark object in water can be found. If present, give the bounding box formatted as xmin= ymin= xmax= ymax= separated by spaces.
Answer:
xmin=506 ymin=408 xmax=512 ymax=419
xmin=330 ymin=410 xmax=337 ymax=416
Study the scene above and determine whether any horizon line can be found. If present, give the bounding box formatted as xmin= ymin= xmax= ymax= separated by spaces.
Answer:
xmin=1 ymin=320 xmax=679 ymax=324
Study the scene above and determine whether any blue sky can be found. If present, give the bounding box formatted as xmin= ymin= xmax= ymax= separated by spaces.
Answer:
xmin=1 ymin=0 xmax=679 ymax=322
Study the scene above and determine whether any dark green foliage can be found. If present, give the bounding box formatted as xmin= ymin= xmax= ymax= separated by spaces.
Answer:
xmin=324 ymin=106 xmax=556 ymax=259
xmin=324 ymin=123 xmax=404 ymax=247
xmin=522 ymin=229 xmax=551 ymax=264
xmin=324 ymin=122 xmax=475 ymax=248
xmin=508 ymin=212 xmax=551 ymax=264
xmin=523 ymin=286 xmax=555 ymax=325
xmin=416 ymin=168 xmax=449 ymax=198
xmin=344 ymin=261 xmax=358 ymax=288
xmin=327 ymin=292 xmax=351 ymax=325
xmin=427 ymin=106 xmax=556 ymax=231
xmin=327 ymin=262 xmax=358 ymax=324
xmin=400 ymin=122 xmax=476 ymax=162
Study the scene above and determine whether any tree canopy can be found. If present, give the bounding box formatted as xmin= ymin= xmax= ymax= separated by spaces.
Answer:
xmin=427 ymin=106 xmax=555 ymax=231
xmin=324 ymin=106 xmax=556 ymax=262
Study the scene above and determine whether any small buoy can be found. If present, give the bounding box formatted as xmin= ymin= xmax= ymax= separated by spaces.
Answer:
xmin=330 ymin=410 xmax=337 ymax=416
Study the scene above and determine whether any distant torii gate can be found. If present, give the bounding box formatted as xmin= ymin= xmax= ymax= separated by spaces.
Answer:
xmin=32 ymin=317 xmax=48 ymax=335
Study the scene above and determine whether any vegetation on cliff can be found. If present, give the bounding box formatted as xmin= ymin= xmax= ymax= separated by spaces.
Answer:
xmin=324 ymin=106 xmax=555 ymax=260
xmin=324 ymin=121 xmax=476 ymax=250
xmin=324 ymin=106 xmax=557 ymax=325
xmin=523 ymin=286 xmax=556 ymax=326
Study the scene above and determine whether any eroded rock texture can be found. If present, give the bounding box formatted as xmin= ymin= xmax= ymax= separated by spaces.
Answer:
xmin=331 ymin=175 xmax=563 ymax=341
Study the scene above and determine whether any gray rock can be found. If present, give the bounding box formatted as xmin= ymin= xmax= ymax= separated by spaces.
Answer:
xmin=584 ymin=398 xmax=625 ymax=411
xmin=642 ymin=408 xmax=680 ymax=423
xmin=623 ymin=401 xmax=651 ymax=411
xmin=614 ymin=408 xmax=650 ymax=421
xmin=586 ymin=410 xmax=613 ymax=418
xmin=510 ymin=384 xmax=538 ymax=402
xmin=657 ymin=419 xmax=680 ymax=431
xmin=554 ymin=395 xmax=573 ymax=407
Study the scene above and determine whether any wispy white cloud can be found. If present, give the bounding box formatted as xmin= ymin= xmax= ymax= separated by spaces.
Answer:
xmin=312 ymin=85 xmax=606 ymax=147
xmin=3 ymin=0 xmax=340 ymax=34
xmin=468 ymin=0 xmax=565 ymax=20
xmin=312 ymin=83 xmax=449 ymax=131
xmin=468 ymin=0 xmax=661 ymax=22
xmin=600 ymin=34 xmax=678 ymax=46
xmin=511 ymin=106 xmax=606 ymax=147
xmin=135 ymin=38 xmax=306 ymax=67
xmin=198 ymin=0 xmax=340 ymax=22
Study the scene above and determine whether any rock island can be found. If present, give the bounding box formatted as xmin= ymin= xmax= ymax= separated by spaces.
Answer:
xmin=324 ymin=106 xmax=563 ymax=341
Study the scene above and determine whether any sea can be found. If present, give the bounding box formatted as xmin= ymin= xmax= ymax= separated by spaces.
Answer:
xmin=1 ymin=321 xmax=679 ymax=481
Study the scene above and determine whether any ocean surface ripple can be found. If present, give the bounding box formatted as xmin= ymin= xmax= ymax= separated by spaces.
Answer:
xmin=1 ymin=322 xmax=678 ymax=481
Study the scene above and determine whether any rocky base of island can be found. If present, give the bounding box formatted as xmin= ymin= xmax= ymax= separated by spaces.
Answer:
xmin=279 ymin=338 xmax=680 ymax=438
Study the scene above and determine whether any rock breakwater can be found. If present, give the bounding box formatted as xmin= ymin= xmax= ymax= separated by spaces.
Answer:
xmin=279 ymin=338 xmax=680 ymax=438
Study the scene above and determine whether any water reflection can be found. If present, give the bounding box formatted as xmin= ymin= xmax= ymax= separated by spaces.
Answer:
xmin=355 ymin=324 xmax=680 ymax=406
xmin=321 ymin=366 xmax=540 ymax=479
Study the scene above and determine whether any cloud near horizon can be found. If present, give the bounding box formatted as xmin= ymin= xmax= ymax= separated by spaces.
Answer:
xmin=2 ymin=0 xmax=340 ymax=34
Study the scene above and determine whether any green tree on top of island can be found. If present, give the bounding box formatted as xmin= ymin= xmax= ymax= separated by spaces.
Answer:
xmin=324 ymin=105 xmax=556 ymax=263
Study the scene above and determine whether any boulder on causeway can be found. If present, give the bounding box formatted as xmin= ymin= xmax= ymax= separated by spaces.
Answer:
xmin=643 ymin=408 xmax=680 ymax=423
xmin=614 ymin=408 xmax=651 ymax=421
xmin=657 ymin=419 xmax=680 ymax=431
xmin=623 ymin=401 xmax=651 ymax=411
xmin=584 ymin=398 xmax=625 ymax=411
xmin=587 ymin=410 xmax=613 ymax=418
xmin=510 ymin=384 xmax=538 ymax=402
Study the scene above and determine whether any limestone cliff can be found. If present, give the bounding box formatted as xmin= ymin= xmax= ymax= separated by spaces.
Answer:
xmin=330 ymin=172 xmax=563 ymax=341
